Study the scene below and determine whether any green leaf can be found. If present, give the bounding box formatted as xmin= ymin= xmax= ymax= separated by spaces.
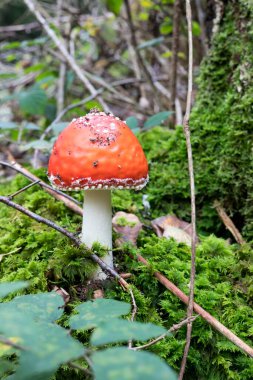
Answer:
xmin=22 ymin=140 xmax=52 ymax=150
xmin=9 ymin=292 xmax=64 ymax=322
xmin=131 ymin=127 xmax=141 ymax=135
xmin=91 ymin=319 xmax=167 ymax=346
xmin=69 ymin=299 xmax=131 ymax=330
xmin=144 ymin=111 xmax=173 ymax=129
xmin=160 ymin=22 xmax=173 ymax=35
xmin=0 ymin=282 xmax=28 ymax=299
xmin=125 ymin=116 xmax=139 ymax=130
xmin=0 ymin=121 xmax=18 ymax=130
xmin=18 ymin=85 xmax=47 ymax=115
xmin=23 ymin=122 xmax=40 ymax=131
xmin=0 ymin=307 xmax=84 ymax=380
xmin=106 ymin=0 xmax=123 ymax=15
xmin=2 ymin=41 xmax=21 ymax=50
xmin=138 ymin=37 xmax=164 ymax=50
xmin=192 ymin=21 xmax=201 ymax=37
xmin=92 ymin=347 xmax=178 ymax=380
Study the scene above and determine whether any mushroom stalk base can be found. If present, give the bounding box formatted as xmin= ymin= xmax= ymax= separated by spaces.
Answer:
xmin=81 ymin=190 xmax=113 ymax=280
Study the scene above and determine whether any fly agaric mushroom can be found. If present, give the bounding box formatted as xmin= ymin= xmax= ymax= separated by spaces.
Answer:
xmin=48 ymin=109 xmax=148 ymax=280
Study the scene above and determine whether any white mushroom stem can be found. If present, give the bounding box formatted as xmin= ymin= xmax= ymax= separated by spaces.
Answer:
xmin=81 ymin=190 xmax=113 ymax=280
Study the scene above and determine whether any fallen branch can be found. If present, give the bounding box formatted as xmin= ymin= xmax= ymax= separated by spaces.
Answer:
xmin=214 ymin=201 xmax=246 ymax=244
xmin=135 ymin=252 xmax=253 ymax=358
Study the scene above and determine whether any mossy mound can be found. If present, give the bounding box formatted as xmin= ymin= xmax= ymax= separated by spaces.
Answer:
xmin=0 ymin=168 xmax=252 ymax=379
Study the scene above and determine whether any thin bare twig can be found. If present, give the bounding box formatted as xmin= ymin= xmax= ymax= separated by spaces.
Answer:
xmin=68 ymin=361 xmax=91 ymax=375
xmin=23 ymin=0 xmax=109 ymax=113
xmin=123 ymin=0 xmax=161 ymax=109
xmin=7 ymin=180 xmax=40 ymax=199
xmin=131 ymin=316 xmax=198 ymax=351
xmin=179 ymin=0 xmax=197 ymax=377
xmin=0 ymin=335 xmax=27 ymax=351
xmin=214 ymin=201 xmax=246 ymax=244
xmin=128 ymin=288 xmax=137 ymax=349
xmin=0 ymin=21 xmax=40 ymax=34
xmin=170 ymin=0 xmax=181 ymax=126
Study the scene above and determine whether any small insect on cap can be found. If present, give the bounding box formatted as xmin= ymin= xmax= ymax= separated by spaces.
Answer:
xmin=48 ymin=109 xmax=149 ymax=191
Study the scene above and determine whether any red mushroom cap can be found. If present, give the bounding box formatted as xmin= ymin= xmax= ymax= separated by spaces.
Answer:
xmin=48 ymin=109 xmax=148 ymax=190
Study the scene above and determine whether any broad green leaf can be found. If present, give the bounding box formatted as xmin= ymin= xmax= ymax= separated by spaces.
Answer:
xmin=106 ymin=0 xmax=123 ymax=15
xmin=138 ymin=37 xmax=164 ymax=50
xmin=0 ymin=282 xmax=28 ymax=299
xmin=0 ymin=309 xmax=84 ymax=380
xmin=91 ymin=319 xmax=167 ymax=346
xmin=18 ymin=85 xmax=47 ymax=115
xmin=144 ymin=111 xmax=173 ymax=129
xmin=23 ymin=140 xmax=52 ymax=150
xmin=70 ymin=299 xmax=131 ymax=330
xmin=92 ymin=347 xmax=178 ymax=380
xmin=10 ymin=292 xmax=64 ymax=322
xmin=125 ymin=116 xmax=139 ymax=130
xmin=0 ymin=121 xmax=18 ymax=130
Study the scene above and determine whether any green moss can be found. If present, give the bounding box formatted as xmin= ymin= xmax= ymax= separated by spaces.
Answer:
xmin=115 ymin=217 xmax=137 ymax=227
xmin=107 ymin=235 xmax=253 ymax=380
xmin=0 ymin=170 xmax=96 ymax=293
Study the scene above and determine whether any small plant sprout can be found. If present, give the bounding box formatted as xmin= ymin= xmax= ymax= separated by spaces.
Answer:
xmin=48 ymin=109 xmax=148 ymax=280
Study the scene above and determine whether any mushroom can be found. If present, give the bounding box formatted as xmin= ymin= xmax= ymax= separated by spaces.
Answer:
xmin=48 ymin=109 xmax=148 ymax=280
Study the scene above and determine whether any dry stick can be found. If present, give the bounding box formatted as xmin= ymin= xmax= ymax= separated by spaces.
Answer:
xmin=135 ymin=253 xmax=253 ymax=358
xmin=179 ymin=1 xmax=197 ymax=378
xmin=132 ymin=316 xmax=198 ymax=351
xmin=0 ymin=195 xmax=129 ymax=291
xmin=214 ymin=201 xmax=246 ymax=245
xmin=0 ymin=160 xmax=83 ymax=215
xmin=123 ymin=0 xmax=161 ymax=109
xmin=0 ymin=336 xmax=27 ymax=351
xmin=128 ymin=288 xmax=137 ymax=349
xmin=0 ymin=21 xmax=40 ymax=34
xmin=8 ymin=180 xmax=40 ymax=199
xmin=22 ymin=0 xmax=109 ymax=113
xmin=170 ymin=0 xmax=181 ymax=126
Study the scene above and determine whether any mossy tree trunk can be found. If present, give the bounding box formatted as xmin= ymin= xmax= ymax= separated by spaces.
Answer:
xmin=190 ymin=0 xmax=253 ymax=239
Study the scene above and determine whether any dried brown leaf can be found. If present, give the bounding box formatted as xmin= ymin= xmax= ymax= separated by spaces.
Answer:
xmin=112 ymin=211 xmax=142 ymax=247
xmin=151 ymin=215 xmax=195 ymax=246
